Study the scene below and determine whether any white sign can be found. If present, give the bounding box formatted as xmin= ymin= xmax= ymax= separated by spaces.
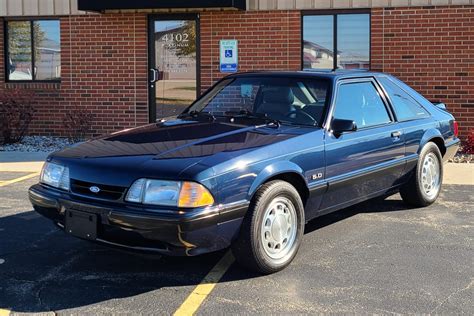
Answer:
xmin=220 ymin=40 xmax=238 ymax=73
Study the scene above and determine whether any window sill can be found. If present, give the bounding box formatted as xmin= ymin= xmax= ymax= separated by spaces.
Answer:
xmin=5 ymin=82 xmax=61 ymax=90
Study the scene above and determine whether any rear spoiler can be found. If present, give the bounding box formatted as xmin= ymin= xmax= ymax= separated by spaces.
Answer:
xmin=431 ymin=101 xmax=447 ymax=111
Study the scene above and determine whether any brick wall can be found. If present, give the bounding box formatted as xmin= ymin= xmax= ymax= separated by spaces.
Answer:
xmin=0 ymin=13 xmax=149 ymax=137
xmin=199 ymin=10 xmax=301 ymax=92
xmin=1 ymin=7 xmax=472 ymax=141
xmin=371 ymin=6 xmax=474 ymax=139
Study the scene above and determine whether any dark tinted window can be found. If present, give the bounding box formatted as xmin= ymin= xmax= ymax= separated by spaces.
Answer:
xmin=334 ymin=81 xmax=391 ymax=128
xmin=379 ymin=77 xmax=430 ymax=121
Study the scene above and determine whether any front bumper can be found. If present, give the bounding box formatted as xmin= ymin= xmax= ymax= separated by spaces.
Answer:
xmin=29 ymin=184 xmax=248 ymax=256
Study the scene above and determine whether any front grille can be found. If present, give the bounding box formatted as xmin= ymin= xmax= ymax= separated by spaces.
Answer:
xmin=70 ymin=179 xmax=126 ymax=200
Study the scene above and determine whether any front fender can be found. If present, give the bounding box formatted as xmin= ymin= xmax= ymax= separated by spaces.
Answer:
xmin=247 ymin=161 xmax=306 ymax=200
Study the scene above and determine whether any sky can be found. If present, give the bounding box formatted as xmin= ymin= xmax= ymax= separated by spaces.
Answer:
xmin=38 ymin=20 xmax=60 ymax=44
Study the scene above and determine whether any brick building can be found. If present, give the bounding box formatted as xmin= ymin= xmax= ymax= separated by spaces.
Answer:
xmin=0 ymin=0 xmax=472 ymax=140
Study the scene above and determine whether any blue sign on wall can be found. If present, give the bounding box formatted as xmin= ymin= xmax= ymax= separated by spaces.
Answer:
xmin=220 ymin=40 xmax=238 ymax=73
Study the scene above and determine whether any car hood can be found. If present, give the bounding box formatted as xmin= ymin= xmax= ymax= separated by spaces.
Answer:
xmin=51 ymin=120 xmax=305 ymax=186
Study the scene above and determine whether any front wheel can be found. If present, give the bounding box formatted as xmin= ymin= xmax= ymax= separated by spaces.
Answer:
xmin=231 ymin=180 xmax=305 ymax=274
xmin=400 ymin=142 xmax=443 ymax=207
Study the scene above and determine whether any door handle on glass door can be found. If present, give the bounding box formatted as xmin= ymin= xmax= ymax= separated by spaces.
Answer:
xmin=150 ymin=69 xmax=158 ymax=83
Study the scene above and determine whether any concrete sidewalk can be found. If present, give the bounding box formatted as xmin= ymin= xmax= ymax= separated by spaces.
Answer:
xmin=0 ymin=151 xmax=473 ymax=185
xmin=0 ymin=152 xmax=50 ymax=163
xmin=443 ymin=163 xmax=474 ymax=185
xmin=0 ymin=152 xmax=49 ymax=172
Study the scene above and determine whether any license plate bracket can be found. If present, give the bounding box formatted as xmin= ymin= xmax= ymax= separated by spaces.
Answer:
xmin=65 ymin=209 xmax=98 ymax=240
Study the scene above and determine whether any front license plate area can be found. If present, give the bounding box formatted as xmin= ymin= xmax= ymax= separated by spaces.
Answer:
xmin=65 ymin=209 xmax=98 ymax=240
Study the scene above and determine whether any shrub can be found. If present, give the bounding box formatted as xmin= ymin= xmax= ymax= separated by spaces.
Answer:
xmin=0 ymin=89 xmax=36 ymax=145
xmin=62 ymin=106 xmax=94 ymax=142
xmin=462 ymin=130 xmax=474 ymax=155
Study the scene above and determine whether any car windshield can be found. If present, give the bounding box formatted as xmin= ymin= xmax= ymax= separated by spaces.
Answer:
xmin=183 ymin=76 xmax=331 ymax=126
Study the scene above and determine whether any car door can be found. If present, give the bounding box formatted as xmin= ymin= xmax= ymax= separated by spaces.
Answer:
xmin=319 ymin=78 xmax=405 ymax=214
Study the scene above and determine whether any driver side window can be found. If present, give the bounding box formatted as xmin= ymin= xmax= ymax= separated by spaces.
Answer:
xmin=334 ymin=81 xmax=391 ymax=128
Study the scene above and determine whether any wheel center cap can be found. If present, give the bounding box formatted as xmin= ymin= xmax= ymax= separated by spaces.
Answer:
xmin=271 ymin=214 xmax=287 ymax=242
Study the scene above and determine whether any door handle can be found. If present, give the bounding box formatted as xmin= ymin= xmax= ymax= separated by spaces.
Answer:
xmin=150 ymin=69 xmax=157 ymax=83
xmin=391 ymin=131 xmax=402 ymax=138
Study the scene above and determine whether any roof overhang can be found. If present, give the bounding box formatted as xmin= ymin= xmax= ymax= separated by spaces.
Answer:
xmin=77 ymin=0 xmax=246 ymax=12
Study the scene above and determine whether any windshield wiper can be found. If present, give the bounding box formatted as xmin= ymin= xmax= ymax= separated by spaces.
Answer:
xmin=225 ymin=110 xmax=281 ymax=128
xmin=178 ymin=110 xmax=216 ymax=121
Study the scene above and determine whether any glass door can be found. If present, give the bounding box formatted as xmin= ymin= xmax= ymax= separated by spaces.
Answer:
xmin=149 ymin=15 xmax=199 ymax=121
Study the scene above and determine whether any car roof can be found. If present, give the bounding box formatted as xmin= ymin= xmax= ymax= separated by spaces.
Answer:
xmin=225 ymin=70 xmax=388 ymax=82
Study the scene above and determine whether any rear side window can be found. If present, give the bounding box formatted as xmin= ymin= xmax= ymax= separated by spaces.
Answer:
xmin=379 ymin=77 xmax=430 ymax=121
xmin=333 ymin=81 xmax=391 ymax=128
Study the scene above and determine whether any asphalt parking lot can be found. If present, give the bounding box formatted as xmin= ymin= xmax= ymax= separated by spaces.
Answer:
xmin=0 ymin=168 xmax=473 ymax=315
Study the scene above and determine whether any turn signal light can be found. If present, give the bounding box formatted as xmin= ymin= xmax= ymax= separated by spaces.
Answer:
xmin=179 ymin=182 xmax=214 ymax=208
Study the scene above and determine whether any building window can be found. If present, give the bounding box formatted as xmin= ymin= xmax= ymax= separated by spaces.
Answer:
xmin=303 ymin=13 xmax=370 ymax=70
xmin=6 ymin=20 xmax=61 ymax=81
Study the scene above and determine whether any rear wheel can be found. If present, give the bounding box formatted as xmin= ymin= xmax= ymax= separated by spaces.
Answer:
xmin=400 ymin=142 xmax=443 ymax=207
xmin=231 ymin=180 xmax=304 ymax=274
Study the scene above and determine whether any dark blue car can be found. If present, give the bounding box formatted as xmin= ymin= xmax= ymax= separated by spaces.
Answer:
xmin=29 ymin=71 xmax=460 ymax=273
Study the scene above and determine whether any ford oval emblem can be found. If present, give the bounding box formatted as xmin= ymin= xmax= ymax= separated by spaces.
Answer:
xmin=89 ymin=186 xmax=100 ymax=193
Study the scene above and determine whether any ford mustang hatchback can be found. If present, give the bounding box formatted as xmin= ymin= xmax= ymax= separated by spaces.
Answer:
xmin=29 ymin=71 xmax=460 ymax=274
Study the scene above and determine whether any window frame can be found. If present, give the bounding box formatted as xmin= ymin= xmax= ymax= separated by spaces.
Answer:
xmin=4 ymin=18 xmax=61 ymax=83
xmin=301 ymin=9 xmax=371 ymax=71
xmin=328 ymin=77 xmax=396 ymax=132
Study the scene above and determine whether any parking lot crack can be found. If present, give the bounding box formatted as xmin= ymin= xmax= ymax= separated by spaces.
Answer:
xmin=7 ymin=276 xmax=36 ymax=283
xmin=430 ymin=279 xmax=474 ymax=313
xmin=36 ymin=284 xmax=54 ymax=314
xmin=0 ymin=246 xmax=51 ymax=257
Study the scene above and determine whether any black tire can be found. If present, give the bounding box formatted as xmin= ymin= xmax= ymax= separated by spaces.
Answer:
xmin=400 ymin=142 xmax=443 ymax=207
xmin=231 ymin=180 xmax=305 ymax=274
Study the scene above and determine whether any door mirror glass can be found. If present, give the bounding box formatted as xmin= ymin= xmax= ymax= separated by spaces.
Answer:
xmin=332 ymin=118 xmax=357 ymax=135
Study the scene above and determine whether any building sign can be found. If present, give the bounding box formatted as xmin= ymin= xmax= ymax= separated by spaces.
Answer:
xmin=220 ymin=40 xmax=238 ymax=73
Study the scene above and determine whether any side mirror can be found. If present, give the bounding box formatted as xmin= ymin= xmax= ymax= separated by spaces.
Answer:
xmin=331 ymin=118 xmax=357 ymax=136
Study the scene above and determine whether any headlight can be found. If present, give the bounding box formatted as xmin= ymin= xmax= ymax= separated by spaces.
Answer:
xmin=40 ymin=162 xmax=70 ymax=190
xmin=125 ymin=179 xmax=214 ymax=208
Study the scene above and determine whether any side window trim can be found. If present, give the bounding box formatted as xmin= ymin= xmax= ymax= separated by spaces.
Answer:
xmin=327 ymin=77 xmax=395 ymax=132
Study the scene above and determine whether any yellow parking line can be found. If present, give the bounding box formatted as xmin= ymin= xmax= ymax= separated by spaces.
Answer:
xmin=0 ymin=172 xmax=39 ymax=187
xmin=174 ymin=251 xmax=235 ymax=316
xmin=0 ymin=309 xmax=10 ymax=316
